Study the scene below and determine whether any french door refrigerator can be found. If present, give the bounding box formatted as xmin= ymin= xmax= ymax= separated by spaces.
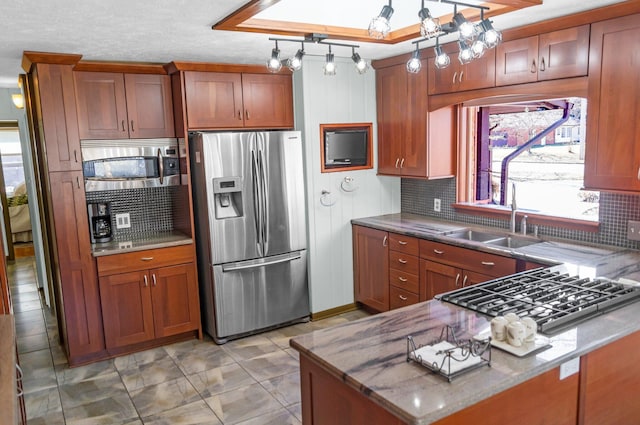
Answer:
xmin=190 ymin=131 xmax=309 ymax=343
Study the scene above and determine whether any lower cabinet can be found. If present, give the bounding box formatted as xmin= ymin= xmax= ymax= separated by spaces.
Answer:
xmin=353 ymin=226 xmax=389 ymax=312
xmin=97 ymin=245 xmax=200 ymax=350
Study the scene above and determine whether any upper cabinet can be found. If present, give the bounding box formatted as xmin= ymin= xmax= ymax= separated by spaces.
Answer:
xmin=183 ymin=71 xmax=294 ymax=130
xmin=74 ymin=72 xmax=175 ymax=139
xmin=376 ymin=61 xmax=456 ymax=178
xmin=496 ymin=25 xmax=590 ymax=86
xmin=427 ymin=49 xmax=496 ymax=95
xmin=584 ymin=14 xmax=640 ymax=192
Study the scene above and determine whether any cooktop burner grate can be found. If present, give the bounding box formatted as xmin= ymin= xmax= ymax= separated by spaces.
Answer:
xmin=439 ymin=268 xmax=640 ymax=334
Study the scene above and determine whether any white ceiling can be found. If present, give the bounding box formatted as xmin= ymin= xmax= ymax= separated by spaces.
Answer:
xmin=0 ymin=0 xmax=627 ymax=88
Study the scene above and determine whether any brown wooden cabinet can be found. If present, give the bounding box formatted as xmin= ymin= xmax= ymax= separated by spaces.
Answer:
xmin=419 ymin=240 xmax=516 ymax=300
xmin=496 ymin=25 xmax=590 ymax=86
xmin=584 ymin=14 xmax=640 ymax=192
xmin=97 ymin=245 xmax=200 ymax=350
xmin=427 ymin=49 xmax=496 ymax=95
xmin=353 ymin=225 xmax=389 ymax=312
xmin=376 ymin=61 xmax=456 ymax=178
xmin=183 ymin=71 xmax=294 ymax=130
xmin=74 ymin=72 xmax=175 ymax=139
xmin=388 ymin=234 xmax=420 ymax=309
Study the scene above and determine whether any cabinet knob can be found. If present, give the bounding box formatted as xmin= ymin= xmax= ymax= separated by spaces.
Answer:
xmin=539 ymin=57 xmax=546 ymax=72
xmin=531 ymin=59 xmax=537 ymax=73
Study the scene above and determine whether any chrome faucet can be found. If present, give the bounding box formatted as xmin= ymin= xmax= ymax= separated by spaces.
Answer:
xmin=510 ymin=183 xmax=517 ymax=233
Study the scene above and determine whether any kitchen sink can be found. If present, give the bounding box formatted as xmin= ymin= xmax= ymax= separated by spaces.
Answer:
xmin=485 ymin=236 xmax=540 ymax=249
xmin=444 ymin=229 xmax=505 ymax=243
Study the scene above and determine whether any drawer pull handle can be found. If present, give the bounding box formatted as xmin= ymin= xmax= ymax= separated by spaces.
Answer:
xmin=398 ymin=258 xmax=408 ymax=264
xmin=395 ymin=158 xmax=400 ymax=168
xmin=383 ymin=236 xmax=388 ymax=247
xmin=462 ymin=275 xmax=468 ymax=287
xmin=141 ymin=257 xmax=154 ymax=261
xmin=433 ymin=249 xmax=444 ymax=255
xmin=398 ymin=240 xmax=408 ymax=245
xmin=152 ymin=274 xmax=157 ymax=286
xmin=143 ymin=275 xmax=149 ymax=287
xmin=130 ymin=120 xmax=135 ymax=132
xmin=531 ymin=59 xmax=537 ymax=73
xmin=459 ymin=70 xmax=464 ymax=83
xmin=238 ymin=110 xmax=242 ymax=120
xmin=455 ymin=273 xmax=460 ymax=287
xmin=400 ymin=158 xmax=405 ymax=168
xmin=481 ymin=261 xmax=495 ymax=266
xmin=398 ymin=276 xmax=408 ymax=282
xmin=452 ymin=71 xmax=458 ymax=84
xmin=399 ymin=295 xmax=408 ymax=301
xmin=539 ymin=57 xmax=546 ymax=71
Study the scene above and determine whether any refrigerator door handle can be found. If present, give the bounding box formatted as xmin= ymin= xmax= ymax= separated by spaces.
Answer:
xmin=157 ymin=148 xmax=164 ymax=185
xmin=222 ymin=252 xmax=302 ymax=272
xmin=258 ymin=148 xmax=269 ymax=248
xmin=251 ymin=150 xmax=263 ymax=255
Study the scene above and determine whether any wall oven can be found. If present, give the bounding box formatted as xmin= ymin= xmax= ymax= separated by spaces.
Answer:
xmin=81 ymin=138 xmax=181 ymax=192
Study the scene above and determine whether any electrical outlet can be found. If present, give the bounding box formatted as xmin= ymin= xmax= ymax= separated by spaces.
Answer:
xmin=115 ymin=213 xmax=131 ymax=229
xmin=118 ymin=241 xmax=133 ymax=249
xmin=627 ymin=220 xmax=640 ymax=241
xmin=433 ymin=198 xmax=441 ymax=212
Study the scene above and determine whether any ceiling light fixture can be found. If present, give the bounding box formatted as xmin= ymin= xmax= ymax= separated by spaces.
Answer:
xmin=11 ymin=93 xmax=24 ymax=109
xmin=287 ymin=44 xmax=305 ymax=71
xmin=369 ymin=0 xmax=394 ymax=39
xmin=434 ymin=38 xmax=451 ymax=69
xmin=457 ymin=39 xmax=474 ymax=65
xmin=418 ymin=0 xmax=441 ymax=38
xmin=266 ymin=41 xmax=282 ymax=73
xmin=351 ymin=48 xmax=369 ymax=74
xmin=452 ymin=12 xmax=476 ymax=40
xmin=324 ymin=45 xmax=336 ymax=76
xmin=406 ymin=42 xmax=422 ymax=74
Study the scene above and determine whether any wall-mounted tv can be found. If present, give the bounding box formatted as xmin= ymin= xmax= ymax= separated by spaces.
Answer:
xmin=320 ymin=123 xmax=373 ymax=173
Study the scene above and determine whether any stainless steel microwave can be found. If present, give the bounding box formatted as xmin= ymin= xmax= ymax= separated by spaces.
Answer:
xmin=80 ymin=138 xmax=181 ymax=192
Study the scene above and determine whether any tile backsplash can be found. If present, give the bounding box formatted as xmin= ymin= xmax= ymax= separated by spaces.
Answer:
xmin=85 ymin=187 xmax=177 ymax=241
xmin=401 ymin=177 xmax=640 ymax=250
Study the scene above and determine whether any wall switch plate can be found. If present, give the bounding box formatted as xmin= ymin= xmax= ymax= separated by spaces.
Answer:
xmin=627 ymin=220 xmax=640 ymax=241
xmin=434 ymin=198 xmax=441 ymax=212
xmin=115 ymin=213 xmax=131 ymax=229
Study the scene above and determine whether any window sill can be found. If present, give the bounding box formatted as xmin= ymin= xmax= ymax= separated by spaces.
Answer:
xmin=452 ymin=203 xmax=600 ymax=233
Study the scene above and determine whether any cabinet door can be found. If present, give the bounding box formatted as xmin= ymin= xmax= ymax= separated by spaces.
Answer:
xmin=99 ymin=271 xmax=155 ymax=348
xmin=49 ymin=171 xmax=105 ymax=359
xmin=33 ymin=64 xmax=82 ymax=172
xmin=458 ymin=49 xmax=496 ymax=91
xmin=420 ymin=259 xmax=460 ymax=301
xmin=150 ymin=263 xmax=199 ymax=337
xmin=240 ymin=74 xmax=294 ymax=129
xmin=462 ymin=270 xmax=494 ymax=287
xmin=428 ymin=59 xmax=460 ymax=95
xmin=74 ymin=71 xmax=128 ymax=139
xmin=401 ymin=65 xmax=429 ymax=177
xmin=184 ymin=71 xmax=244 ymax=129
xmin=124 ymin=74 xmax=175 ymax=138
xmin=495 ymin=36 xmax=539 ymax=86
xmin=375 ymin=65 xmax=406 ymax=175
xmin=538 ymin=25 xmax=589 ymax=81
xmin=353 ymin=226 xmax=389 ymax=312
xmin=585 ymin=14 xmax=640 ymax=191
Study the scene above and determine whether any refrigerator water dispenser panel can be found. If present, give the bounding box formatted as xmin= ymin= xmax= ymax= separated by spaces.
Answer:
xmin=213 ymin=177 xmax=243 ymax=219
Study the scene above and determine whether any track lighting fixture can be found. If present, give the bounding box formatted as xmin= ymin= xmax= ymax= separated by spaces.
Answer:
xmin=287 ymin=46 xmax=305 ymax=71
xmin=406 ymin=43 xmax=422 ymax=74
xmin=434 ymin=39 xmax=450 ymax=69
xmin=324 ymin=46 xmax=336 ymax=76
xmin=418 ymin=0 xmax=441 ymax=39
xmin=369 ymin=0 xmax=394 ymax=39
xmin=351 ymin=48 xmax=369 ymax=74
xmin=452 ymin=12 xmax=476 ymax=40
xmin=478 ymin=18 xmax=502 ymax=49
xmin=266 ymin=41 xmax=282 ymax=73
xmin=457 ymin=39 xmax=474 ymax=65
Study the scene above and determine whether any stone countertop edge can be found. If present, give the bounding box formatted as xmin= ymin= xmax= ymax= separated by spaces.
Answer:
xmin=90 ymin=232 xmax=193 ymax=257
xmin=290 ymin=299 xmax=640 ymax=425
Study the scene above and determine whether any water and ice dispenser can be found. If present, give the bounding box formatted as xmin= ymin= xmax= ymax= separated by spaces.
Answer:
xmin=212 ymin=177 xmax=243 ymax=219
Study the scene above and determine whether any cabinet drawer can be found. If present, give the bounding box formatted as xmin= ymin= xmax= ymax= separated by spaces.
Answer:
xmin=389 ymin=269 xmax=419 ymax=294
xmin=419 ymin=240 xmax=516 ymax=277
xmin=389 ymin=251 xmax=419 ymax=275
xmin=390 ymin=285 xmax=419 ymax=309
xmin=97 ymin=244 xmax=195 ymax=276
xmin=389 ymin=234 xmax=419 ymax=256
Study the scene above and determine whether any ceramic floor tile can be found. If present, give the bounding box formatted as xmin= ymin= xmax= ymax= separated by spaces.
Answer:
xmin=205 ymin=382 xmax=283 ymax=425
xmin=259 ymin=372 xmax=301 ymax=407
xmin=222 ymin=335 xmax=281 ymax=361
xmin=13 ymin=299 xmax=43 ymax=313
xmin=114 ymin=346 xmax=169 ymax=371
xmin=49 ymin=343 xmax=68 ymax=367
xmin=17 ymin=332 xmax=50 ymax=353
xmin=119 ymin=355 xmax=184 ymax=392
xmin=141 ymin=400 xmax=222 ymax=425
xmin=165 ymin=340 xmax=236 ymax=375
xmin=24 ymin=385 xmax=63 ymax=420
xmin=25 ymin=411 xmax=66 ymax=425
xmin=18 ymin=348 xmax=53 ymax=369
xmin=12 ymin=290 xmax=42 ymax=303
xmin=284 ymin=348 xmax=299 ymax=361
xmin=130 ymin=376 xmax=201 ymax=418
xmin=263 ymin=322 xmax=314 ymax=349
xmin=58 ymin=371 xmax=128 ymax=409
xmin=187 ymin=363 xmax=256 ymax=398
xmin=63 ymin=392 xmax=139 ymax=425
xmin=238 ymin=350 xmax=299 ymax=382
xmin=10 ymin=283 xmax=39 ymax=294
xmin=235 ymin=408 xmax=302 ymax=425
xmin=13 ymin=309 xmax=44 ymax=324
xmin=14 ymin=317 xmax=47 ymax=337
xmin=287 ymin=403 xmax=302 ymax=422
xmin=55 ymin=358 xmax=117 ymax=385
xmin=22 ymin=363 xmax=58 ymax=394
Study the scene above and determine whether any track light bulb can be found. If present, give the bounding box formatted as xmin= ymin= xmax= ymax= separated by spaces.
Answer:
xmin=434 ymin=44 xmax=450 ymax=69
xmin=418 ymin=7 xmax=440 ymax=38
xmin=352 ymin=52 xmax=369 ymax=74
xmin=458 ymin=40 xmax=474 ymax=65
xmin=453 ymin=12 xmax=475 ymax=40
xmin=406 ymin=49 xmax=422 ymax=74
xmin=471 ymin=35 xmax=486 ymax=58
xmin=368 ymin=3 xmax=394 ymax=39
xmin=324 ymin=52 xmax=336 ymax=76
xmin=266 ymin=47 xmax=282 ymax=73
xmin=479 ymin=19 xmax=502 ymax=49
xmin=287 ymin=49 xmax=305 ymax=71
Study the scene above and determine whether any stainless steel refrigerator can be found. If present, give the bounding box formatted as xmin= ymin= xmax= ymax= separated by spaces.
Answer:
xmin=190 ymin=131 xmax=309 ymax=343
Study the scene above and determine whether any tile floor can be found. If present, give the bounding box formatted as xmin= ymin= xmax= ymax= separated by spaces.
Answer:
xmin=9 ymin=257 xmax=369 ymax=424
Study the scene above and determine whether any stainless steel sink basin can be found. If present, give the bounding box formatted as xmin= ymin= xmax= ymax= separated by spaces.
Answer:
xmin=485 ymin=236 xmax=540 ymax=249
xmin=444 ymin=229 xmax=505 ymax=243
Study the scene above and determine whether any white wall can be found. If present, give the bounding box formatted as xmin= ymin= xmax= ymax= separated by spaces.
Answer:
xmin=294 ymin=56 xmax=400 ymax=314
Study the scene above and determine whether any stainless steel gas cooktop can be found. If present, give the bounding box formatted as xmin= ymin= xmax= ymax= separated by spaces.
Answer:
xmin=438 ymin=268 xmax=640 ymax=334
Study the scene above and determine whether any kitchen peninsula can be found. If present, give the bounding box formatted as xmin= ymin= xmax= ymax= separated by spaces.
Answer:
xmin=291 ymin=214 xmax=640 ymax=424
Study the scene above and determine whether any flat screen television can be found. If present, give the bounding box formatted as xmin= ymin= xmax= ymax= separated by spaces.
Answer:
xmin=323 ymin=128 xmax=369 ymax=168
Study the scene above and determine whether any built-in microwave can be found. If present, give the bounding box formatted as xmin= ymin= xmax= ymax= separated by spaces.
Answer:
xmin=80 ymin=138 xmax=181 ymax=192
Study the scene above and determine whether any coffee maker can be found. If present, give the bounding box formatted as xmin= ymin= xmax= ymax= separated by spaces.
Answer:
xmin=87 ymin=202 xmax=113 ymax=244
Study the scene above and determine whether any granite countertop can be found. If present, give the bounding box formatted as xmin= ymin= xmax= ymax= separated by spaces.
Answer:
xmin=289 ymin=213 xmax=640 ymax=424
xmin=90 ymin=231 xmax=193 ymax=257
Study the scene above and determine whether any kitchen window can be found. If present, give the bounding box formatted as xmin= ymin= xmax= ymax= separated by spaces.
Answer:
xmin=455 ymin=97 xmax=600 ymax=229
